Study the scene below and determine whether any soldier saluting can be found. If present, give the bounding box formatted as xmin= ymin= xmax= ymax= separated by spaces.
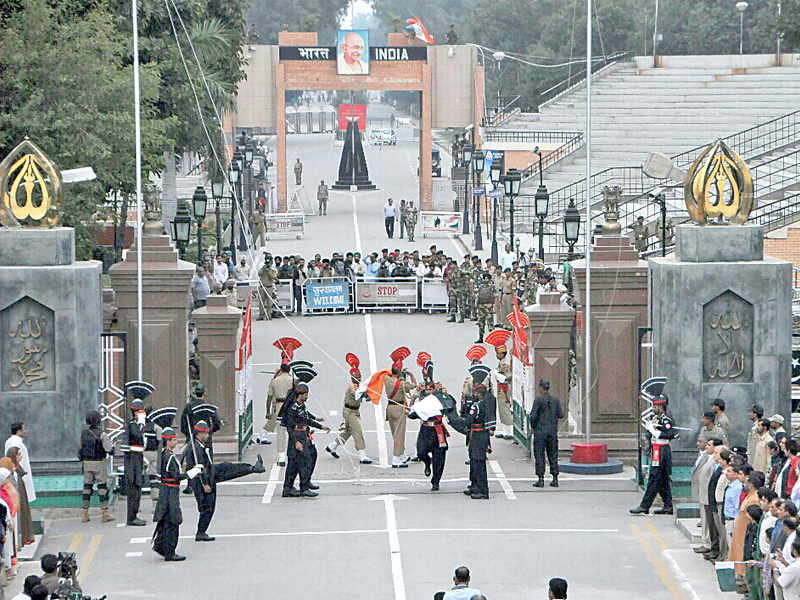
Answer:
xmin=631 ymin=394 xmax=677 ymax=515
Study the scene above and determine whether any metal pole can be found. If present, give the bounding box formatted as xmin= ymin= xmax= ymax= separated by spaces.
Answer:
xmin=652 ymin=0 xmax=660 ymax=67
xmin=510 ymin=197 xmax=515 ymax=249
xmin=661 ymin=197 xmax=666 ymax=257
xmin=584 ymin=0 xmax=593 ymax=443
xmin=132 ymin=0 xmax=143 ymax=381
xmin=491 ymin=190 xmax=499 ymax=265
xmin=740 ymin=11 xmax=744 ymax=55
xmin=197 ymin=217 xmax=203 ymax=263
xmin=462 ymin=163 xmax=470 ymax=235
xmin=231 ymin=186 xmax=237 ymax=262
xmin=474 ymin=170 xmax=483 ymax=250
xmin=538 ymin=215 xmax=545 ymax=261
xmin=215 ymin=199 xmax=221 ymax=255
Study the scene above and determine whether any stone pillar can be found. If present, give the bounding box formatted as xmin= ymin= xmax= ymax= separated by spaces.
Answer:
xmin=649 ymin=224 xmax=792 ymax=452
xmin=572 ymin=235 xmax=649 ymax=435
xmin=192 ymin=296 xmax=241 ymax=451
xmin=0 ymin=228 xmax=102 ymax=469
xmin=526 ymin=292 xmax=575 ymax=432
xmin=420 ymin=64 xmax=433 ymax=210
xmin=109 ymin=235 xmax=194 ymax=409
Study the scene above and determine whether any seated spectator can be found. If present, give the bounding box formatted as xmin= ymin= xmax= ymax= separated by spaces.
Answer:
xmin=443 ymin=566 xmax=481 ymax=600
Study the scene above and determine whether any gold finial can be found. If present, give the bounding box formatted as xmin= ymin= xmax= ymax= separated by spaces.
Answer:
xmin=684 ymin=138 xmax=753 ymax=225
xmin=0 ymin=138 xmax=63 ymax=228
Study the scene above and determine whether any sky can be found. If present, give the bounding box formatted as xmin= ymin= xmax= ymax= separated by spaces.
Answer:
xmin=341 ymin=0 xmax=374 ymax=28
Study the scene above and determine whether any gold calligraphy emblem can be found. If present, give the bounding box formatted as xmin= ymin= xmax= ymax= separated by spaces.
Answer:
xmin=708 ymin=310 xmax=746 ymax=379
xmin=0 ymin=138 xmax=62 ymax=228
xmin=684 ymin=138 xmax=753 ymax=225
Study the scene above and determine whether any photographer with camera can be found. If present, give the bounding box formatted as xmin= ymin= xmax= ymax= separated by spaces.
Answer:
xmin=40 ymin=553 xmax=81 ymax=597
xmin=78 ymin=411 xmax=114 ymax=524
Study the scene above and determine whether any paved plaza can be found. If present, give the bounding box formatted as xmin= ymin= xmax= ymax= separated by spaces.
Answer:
xmin=14 ymin=114 xmax=737 ymax=600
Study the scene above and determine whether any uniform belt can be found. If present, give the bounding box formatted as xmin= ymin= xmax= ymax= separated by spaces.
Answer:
xmin=344 ymin=404 xmax=360 ymax=411
xmin=652 ymin=441 xmax=670 ymax=447
xmin=162 ymin=478 xmax=179 ymax=488
xmin=293 ymin=426 xmax=308 ymax=431
xmin=422 ymin=422 xmax=436 ymax=427
xmin=127 ymin=445 xmax=144 ymax=453
xmin=471 ymin=426 xmax=486 ymax=432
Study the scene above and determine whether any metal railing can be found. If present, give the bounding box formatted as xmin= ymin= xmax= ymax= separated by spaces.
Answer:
xmin=483 ymin=95 xmax=524 ymax=128
xmin=537 ymin=52 xmax=631 ymax=109
xmin=520 ymin=133 xmax=584 ymax=183
xmin=483 ymin=130 xmax=582 ymax=144
xmin=672 ymin=109 xmax=800 ymax=168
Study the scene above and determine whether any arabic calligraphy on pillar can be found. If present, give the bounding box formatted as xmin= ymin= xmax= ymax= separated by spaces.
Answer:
xmin=708 ymin=310 xmax=746 ymax=380
xmin=0 ymin=138 xmax=63 ymax=228
xmin=1 ymin=298 xmax=56 ymax=393
xmin=6 ymin=317 xmax=49 ymax=388
xmin=702 ymin=291 xmax=754 ymax=384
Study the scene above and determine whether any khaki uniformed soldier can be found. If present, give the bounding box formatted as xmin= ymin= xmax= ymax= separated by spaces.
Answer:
xmin=258 ymin=257 xmax=277 ymax=320
xmin=405 ymin=201 xmax=418 ymax=242
xmin=384 ymin=362 xmax=416 ymax=467
xmin=628 ymin=216 xmax=648 ymax=252
xmin=499 ymin=269 xmax=514 ymax=329
xmin=447 ymin=259 xmax=463 ymax=322
xmin=260 ymin=363 xmax=295 ymax=465
xmin=325 ymin=365 xmax=373 ymax=464
xmin=252 ymin=209 xmax=266 ymax=248
xmin=317 ymin=180 xmax=328 ymax=215
xmin=294 ymin=158 xmax=303 ymax=185
xmin=79 ymin=410 xmax=115 ymax=523
xmin=476 ymin=273 xmax=495 ymax=343
xmin=495 ymin=345 xmax=514 ymax=439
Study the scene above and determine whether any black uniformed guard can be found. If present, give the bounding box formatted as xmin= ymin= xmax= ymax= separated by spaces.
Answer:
xmin=412 ymin=382 xmax=453 ymax=491
xmin=530 ymin=379 xmax=565 ymax=488
xmin=142 ymin=405 xmax=162 ymax=511
xmin=464 ymin=383 xmax=495 ymax=499
xmin=631 ymin=394 xmax=677 ymax=515
xmin=184 ymin=420 xmax=216 ymax=541
xmin=125 ymin=399 xmax=147 ymax=526
xmin=181 ymin=384 xmax=222 ymax=456
xmin=282 ymin=383 xmax=330 ymax=497
xmin=152 ymin=427 xmax=203 ymax=561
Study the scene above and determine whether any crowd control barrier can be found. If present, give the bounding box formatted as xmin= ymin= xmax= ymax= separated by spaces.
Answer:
xmin=304 ymin=278 xmax=352 ymax=315
xmin=265 ymin=212 xmax=305 ymax=240
xmin=354 ymin=278 xmax=419 ymax=312
xmin=274 ymin=279 xmax=295 ymax=312
xmin=420 ymin=279 xmax=449 ymax=312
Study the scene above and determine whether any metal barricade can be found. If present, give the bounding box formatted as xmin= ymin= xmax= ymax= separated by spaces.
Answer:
xmin=274 ymin=279 xmax=294 ymax=313
xmin=303 ymin=278 xmax=352 ymax=315
xmin=420 ymin=278 xmax=449 ymax=313
xmin=354 ymin=278 xmax=419 ymax=312
xmin=238 ymin=398 xmax=253 ymax=461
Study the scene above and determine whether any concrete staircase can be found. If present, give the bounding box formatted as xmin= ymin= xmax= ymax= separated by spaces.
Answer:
xmin=502 ymin=61 xmax=800 ymax=195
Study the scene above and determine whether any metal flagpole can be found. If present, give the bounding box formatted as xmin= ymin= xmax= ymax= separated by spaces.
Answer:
xmin=584 ymin=0 xmax=593 ymax=443
xmin=132 ymin=0 xmax=143 ymax=381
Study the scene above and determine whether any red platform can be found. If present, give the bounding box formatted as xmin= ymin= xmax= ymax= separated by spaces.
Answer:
xmin=571 ymin=442 xmax=608 ymax=464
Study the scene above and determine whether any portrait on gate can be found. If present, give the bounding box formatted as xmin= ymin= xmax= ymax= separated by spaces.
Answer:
xmin=337 ymin=30 xmax=369 ymax=75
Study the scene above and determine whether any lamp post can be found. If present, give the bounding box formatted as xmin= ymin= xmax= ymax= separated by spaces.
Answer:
xmin=563 ymin=197 xmax=581 ymax=293
xmin=533 ymin=148 xmax=550 ymax=262
xmin=169 ymin=201 xmax=192 ymax=260
xmin=489 ymin=161 xmax=502 ymax=265
xmin=211 ymin=179 xmax=223 ymax=255
xmin=503 ymin=168 xmax=521 ymax=249
xmin=472 ymin=149 xmax=485 ymax=251
xmin=736 ymin=1 xmax=749 ymax=55
xmin=229 ymin=159 xmax=240 ymax=262
xmin=461 ymin=143 xmax=474 ymax=235
xmin=649 ymin=190 xmax=668 ymax=257
xmin=191 ymin=186 xmax=208 ymax=263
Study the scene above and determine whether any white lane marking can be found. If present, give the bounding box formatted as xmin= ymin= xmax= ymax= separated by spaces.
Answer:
xmin=125 ymin=551 xmax=143 ymax=558
xmin=365 ymin=313 xmax=389 ymax=468
xmin=490 ymin=460 xmax=517 ymax=500
xmin=352 ymin=193 xmax=362 ymax=255
xmin=173 ymin=526 xmax=618 ymax=540
xmin=330 ymin=410 xmax=338 ymax=416
xmin=662 ymin=550 xmax=703 ymax=600
xmin=218 ymin=475 xmax=633 ymax=486
xmin=262 ymin=463 xmax=281 ymax=504
xmin=116 ymin=523 xmax=126 ymax=528
xmin=370 ymin=495 xmax=408 ymax=600
xmin=129 ymin=537 xmax=149 ymax=544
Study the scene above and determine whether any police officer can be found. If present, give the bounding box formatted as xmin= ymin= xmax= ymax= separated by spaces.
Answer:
xmin=185 ymin=420 xmax=216 ymax=541
xmin=631 ymin=394 xmax=677 ymax=515
xmin=78 ymin=410 xmax=114 ymax=523
xmin=463 ymin=383 xmax=495 ymax=499
xmin=152 ymin=427 xmax=203 ymax=561
xmin=282 ymin=383 xmax=330 ymax=497
xmin=125 ymin=399 xmax=147 ymax=526
xmin=143 ymin=405 xmax=163 ymax=512
xmin=475 ymin=273 xmax=495 ymax=343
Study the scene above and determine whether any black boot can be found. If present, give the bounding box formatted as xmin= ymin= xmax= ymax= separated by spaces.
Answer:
xmin=458 ymin=314 xmax=465 ymax=323
xmin=532 ymin=477 xmax=545 ymax=488
xmin=475 ymin=335 xmax=483 ymax=343
xmin=253 ymin=454 xmax=266 ymax=473
xmin=447 ymin=314 xmax=456 ymax=323
xmin=550 ymin=477 xmax=559 ymax=487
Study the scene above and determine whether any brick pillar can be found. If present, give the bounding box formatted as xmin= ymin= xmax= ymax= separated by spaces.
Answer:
xmin=108 ymin=235 xmax=194 ymax=409
xmin=276 ymin=63 xmax=287 ymax=212
xmin=420 ymin=64 xmax=433 ymax=210
xmin=572 ymin=236 xmax=648 ymax=434
xmin=527 ymin=293 xmax=576 ymax=432
xmin=192 ymin=295 xmax=241 ymax=452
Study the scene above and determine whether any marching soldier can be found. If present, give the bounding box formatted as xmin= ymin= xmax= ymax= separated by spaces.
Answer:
xmin=446 ymin=259 xmax=463 ymax=323
xmin=258 ymin=362 xmax=294 ymax=464
xmin=142 ymin=406 xmax=163 ymax=511
xmin=631 ymin=394 xmax=677 ymax=515
xmin=325 ymin=361 xmax=373 ymax=464
xmin=152 ymin=428 xmax=203 ymax=561
xmin=406 ymin=201 xmax=418 ymax=242
xmin=184 ymin=420 xmax=216 ymax=541
xmin=317 ymin=180 xmax=329 ymax=215
xmin=463 ymin=383 xmax=495 ymax=499
xmin=494 ymin=345 xmax=513 ymax=439
xmin=125 ymin=399 xmax=147 ymax=526
xmin=282 ymin=383 xmax=330 ymax=497
xmin=475 ymin=273 xmax=495 ymax=343
xmin=78 ymin=410 xmax=115 ymax=523
xmin=258 ymin=255 xmax=277 ymax=320
xmin=384 ymin=360 xmax=417 ymax=468
xmin=411 ymin=382 xmax=451 ymax=491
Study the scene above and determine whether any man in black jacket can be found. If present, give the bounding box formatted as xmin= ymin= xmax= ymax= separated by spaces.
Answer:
xmin=530 ymin=379 xmax=564 ymax=488
xmin=184 ymin=420 xmax=217 ymax=542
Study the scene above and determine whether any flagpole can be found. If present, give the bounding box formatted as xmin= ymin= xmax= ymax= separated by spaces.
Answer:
xmin=133 ymin=0 xmax=143 ymax=381
xmin=584 ymin=0 xmax=593 ymax=444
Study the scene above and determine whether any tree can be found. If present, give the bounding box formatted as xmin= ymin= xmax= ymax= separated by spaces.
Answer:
xmin=245 ymin=0 xmax=349 ymax=45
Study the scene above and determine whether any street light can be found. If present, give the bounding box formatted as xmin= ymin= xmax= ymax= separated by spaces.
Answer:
xmin=170 ymin=202 xmax=192 ymax=260
xmin=563 ymin=197 xmax=581 ymax=293
xmin=533 ymin=148 xmax=550 ymax=262
xmin=192 ymin=186 xmax=208 ymax=263
xmin=503 ymin=168 xmax=521 ymax=249
xmin=211 ymin=179 xmax=223 ymax=255
xmin=736 ymin=1 xmax=749 ymax=55
xmin=461 ymin=143 xmax=474 ymax=235
xmin=489 ymin=161 xmax=502 ymax=264
xmin=229 ymin=160 xmax=240 ymax=262
xmin=472 ymin=149 xmax=485 ymax=251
